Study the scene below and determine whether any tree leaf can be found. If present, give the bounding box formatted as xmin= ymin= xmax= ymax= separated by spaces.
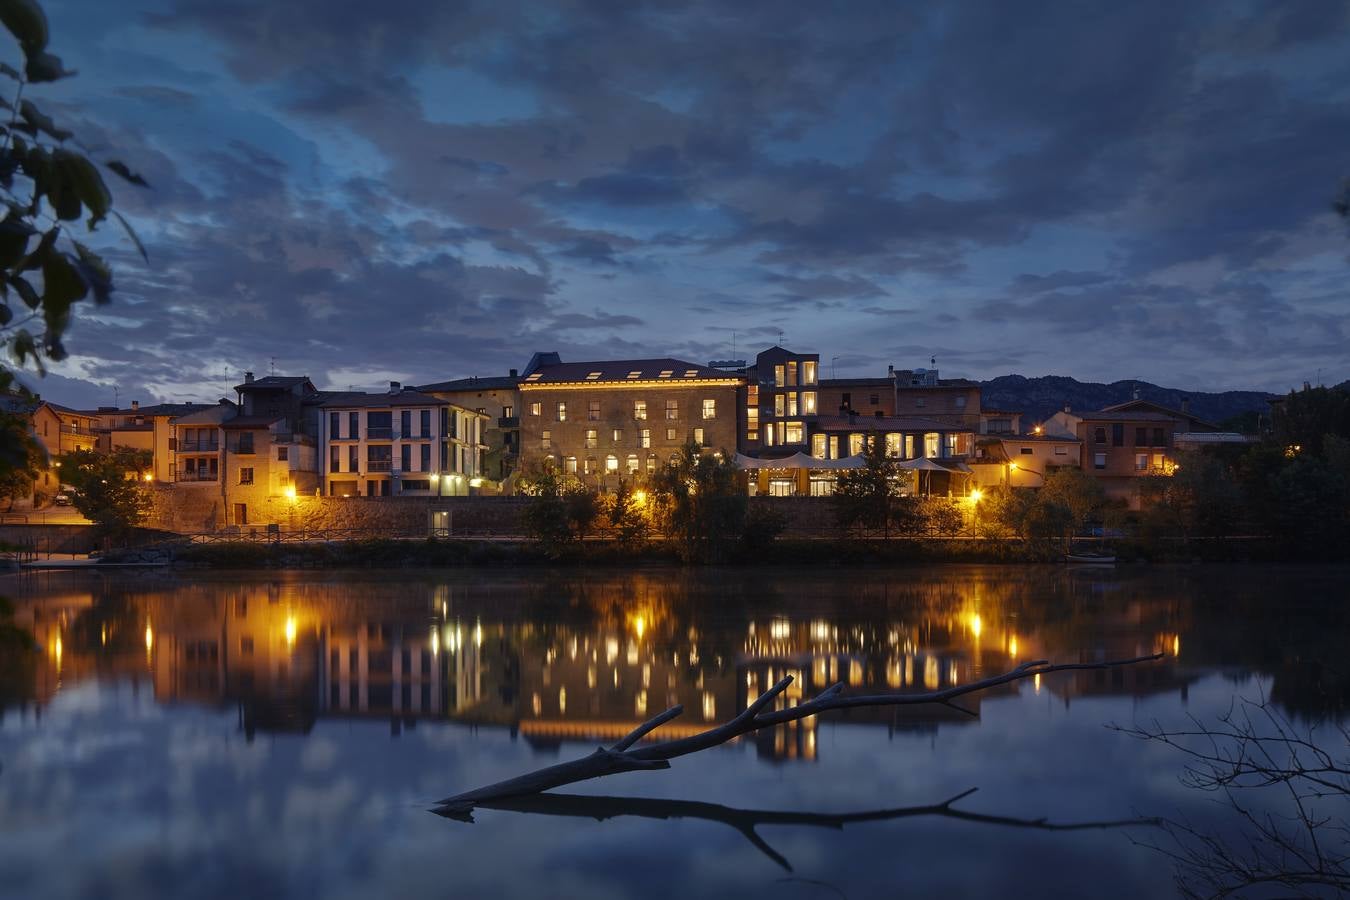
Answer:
xmin=55 ymin=149 xmax=110 ymax=226
xmin=0 ymin=61 xmax=22 ymax=81
xmin=0 ymin=0 xmax=49 ymax=54
xmin=105 ymin=160 xmax=149 ymax=188
xmin=0 ymin=303 xmax=11 ymax=325
xmin=72 ymin=240 xmax=112 ymax=303
xmin=19 ymin=99 xmax=71 ymax=141
xmin=16 ymin=225 xmax=56 ymax=272
xmin=9 ymin=327 xmax=42 ymax=371
xmin=8 ymin=273 xmax=38 ymax=308
xmin=24 ymin=50 xmax=73 ymax=83
xmin=112 ymin=210 xmax=147 ymax=263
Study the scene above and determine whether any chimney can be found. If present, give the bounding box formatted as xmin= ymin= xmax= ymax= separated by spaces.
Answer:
xmin=887 ymin=364 xmax=894 ymax=375
xmin=1132 ymin=385 xmax=1141 ymax=401
xmin=244 ymin=371 xmax=254 ymax=383
xmin=1180 ymin=396 xmax=1190 ymax=414
xmin=509 ymin=368 xmax=518 ymax=378
xmin=131 ymin=400 xmax=139 ymax=411
xmin=389 ymin=381 xmax=401 ymax=393
xmin=1064 ymin=403 xmax=1071 ymax=413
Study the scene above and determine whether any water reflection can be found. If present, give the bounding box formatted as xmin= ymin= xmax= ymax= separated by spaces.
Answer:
xmin=5 ymin=566 xmax=1346 ymax=751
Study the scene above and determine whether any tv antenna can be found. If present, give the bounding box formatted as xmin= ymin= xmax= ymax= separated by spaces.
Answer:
xmin=270 ymin=357 xmax=277 ymax=376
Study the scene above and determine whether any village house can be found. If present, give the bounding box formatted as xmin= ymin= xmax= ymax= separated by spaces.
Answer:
xmin=416 ymin=372 xmax=523 ymax=485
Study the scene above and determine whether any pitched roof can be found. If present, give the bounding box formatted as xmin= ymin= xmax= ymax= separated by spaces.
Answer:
xmin=220 ymin=415 xmax=286 ymax=429
xmin=1100 ymin=398 xmax=1220 ymax=429
xmin=235 ymin=376 xmax=313 ymax=391
xmin=319 ymin=389 xmax=451 ymax=408
xmin=417 ymin=375 xmax=522 ymax=392
xmin=519 ymin=357 xmax=740 ymax=386
xmin=1079 ymin=410 xmax=1184 ymax=423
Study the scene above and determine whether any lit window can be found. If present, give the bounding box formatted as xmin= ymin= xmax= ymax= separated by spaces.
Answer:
xmin=626 ymin=454 xmax=639 ymax=474
xmin=811 ymin=434 xmax=827 ymax=458
xmin=786 ymin=361 xmax=797 ymax=386
xmin=634 ymin=400 xmax=647 ymax=420
xmin=612 ymin=428 xmax=622 ymax=443
xmin=885 ymin=433 xmax=901 ymax=457
xmin=585 ymin=429 xmax=598 ymax=449
xmin=803 ymin=360 xmax=817 ymax=384
xmin=659 ymin=370 xmax=673 ymax=378
xmin=747 ymin=384 xmax=759 ymax=405
xmin=746 ymin=407 xmax=759 ymax=425
xmin=765 ymin=423 xmax=776 ymax=446
xmin=924 ymin=432 xmax=940 ymax=458
xmin=557 ymin=402 xmax=567 ymax=422
xmin=627 ymin=371 xmax=641 ymax=379
xmin=784 ymin=421 xmax=803 ymax=443
xmin=586 ymin=371 xmax=602 ymax=380
xmin=684 ymin=369 xmax=698 ymax=378
xmin=541 ymin=430 xmax=552 ymax=450
xmin=802 ymin=391 xmax=816 ymax=414
xmin=641 ymin=429 xmax=650 ymax=448
xmin=529 ymin=401 xmax=541 ymax=416
xmin=665 ymin=400 xmax=678 ymax=420
xmin=646 ymin=453 xmax=657 ymax=473
xmin=1135 ymin=454 xmax=1148 ymax=471
xmin=775 ymin=395 xmax=785 ymax=416
xmin=702 ymin=399 xmax=716 ymax=419
xmin=788 ymin=393 xmax=798 ymax=416
xmin=665 ymin=427 xmax=677 ymax=441
xmin=239 ymin=467 xmax=254 ymax=485
xmin=1152 ymin=453 xmax=1165 ymax=470
xmin=588 ymin=400 xmax=601 ymax=421
xmin=693 ymin=428 xmax=704 ymax=446
xmin=565 ymin=456 xmax=577 ymax=474
xmin=585 ymin=457 xmax=596 ymax=474
xmin=774 ymin=365 xmax=785 ymax=387
xmin=526 ymin=373 xmax=542 ymax=382
xmin=605 ymin=454 xmax=619 ymax=473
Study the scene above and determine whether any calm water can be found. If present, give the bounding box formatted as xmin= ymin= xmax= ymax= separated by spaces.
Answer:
xmin=2 ymin=565 xmax=1347 ymax=899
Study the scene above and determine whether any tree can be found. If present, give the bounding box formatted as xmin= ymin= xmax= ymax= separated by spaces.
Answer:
xmin=519 ymin=465 xmax=602 ymax=558
xmin=649 ymin=441 xmax=746 ymax=562
xmin=1038 ymin=467 xmax=1105 ymax=538
xmin=605 ymin=478 xmax=649 ymax=548
xmin=1138 ymin=450 xmax=1244 ymax=545
xmin=833 ymin=438 xmax=903 ymax=537
xmin=55 ymin=447 xmax=150 ymax=538
xmin=1272 ymin=385 xmax=1350 ymax=459
xmin=0 ymin=0 xmax=147 ymax=389
xmin=0 ymin=404 xmax=40 ymax=505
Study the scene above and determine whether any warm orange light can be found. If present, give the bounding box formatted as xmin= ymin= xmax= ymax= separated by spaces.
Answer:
xmin=969 ymin=488 xmax=983 ymax=503
xmin=1008 ymin=462 xmax=1018 ymax=471
xmin=283 ymin=485 xmax=297 ymax=502
xmin=284 ymin=616 xmax=297 ymax=645
xmin=969 ymin=614 xmax=983 ymax=638
xmin=632 ymin=489 xmax=647 ymax=504
xmin=143 ymin=472 xmax=154 ymax=482
xmin=1008 ymin=636 xmax=1018 ymax=658
xmin=144 ymin=623 xmax=153 ymax=652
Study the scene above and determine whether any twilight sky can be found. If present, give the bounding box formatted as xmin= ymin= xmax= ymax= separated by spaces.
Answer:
xmin=14 ymin=0 xmax=1350 ymax=408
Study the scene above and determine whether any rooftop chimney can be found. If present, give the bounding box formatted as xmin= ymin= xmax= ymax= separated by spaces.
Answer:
xmin=1064 ymin=403 xmax=1071 ymax=413
xmin=1132 ymin=385 xmax=1141 ymax=400
xmin=130 ymin=400 xmax=139 ymax=411
xmin=509 ymin=368 xmax=518 ymax=378
xmin=389 ymin=380 xmax=401 ymax=393
xmin=244 ymin=371 xmax=254 ymax=383
xmin=887 ymin=364 xmax=894 ymax=375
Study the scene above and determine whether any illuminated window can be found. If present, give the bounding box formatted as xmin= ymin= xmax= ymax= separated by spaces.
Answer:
xmin=666 ymin=428 xmax=677 ymax=441
xmin=556 ymin=402 xmax=567 ymax=421
xmin=606 ymin=455 xmax=619 ymax=473
xmin=646 ymin=453 xmax=657 ymax=472
xmin=1152 ymin=453 xmax=1165 ymax=469
xmin=786 ymin=361 xmax=797 ymax=386
xmin=641 ymin=429 xmax=650 ymax=448
xmin=626 ymin=454 xmax=639 ymax=474
xmin=588 ymin=400 xmax=601 ymax=421
xmin=765 ymin=423 xmax=776 ymax=446
xmin=702 ymin=399 xmax=716 ymax=419
xmin=634 ymin=400 xmax=647 ymax=419
xmin=809 ymin=477 xmax=833 ymax=496
xmin=627 ymin=370 xmax=642 ymax=379
xmin=525 ymin=373 xmax=542 ymax=382
xmin=684 ymin=369 xmax=699 ymax=378
xmin=803 ymin=360 xmax=817 ymax=384
xmin=585 ymin=457 xmax=596 ymax=474
xmin=829 ymin=436 xmax=839 ymax=459
xmin=784 ymin=421 xmax=803 ymax=443
xmin=659 ymin=370 xmax=673 ymax=378
xmin=811 ymin=434 xmax=827 ymax=458
xmin=848 ymin=434 xmax=865 ymax=456
xmin=565 ymin=456 xmax=577 ymax=474
xmin=945 ymin=433 xmax=958 ymax=456
xmin=924 ymin=432 xmax=940 ymax=458
xmin=787 ymin=393 xmax=798 ymax=416
xmin=747 ymin=384 xmax=758 ymax=405
xmin=541 ymin=430 xmax=551 ymax=450
xmin=585 ymin=429 xmax=598 ymax=449
xmin=665 ymin=399 xmax=678 ymax=420
xmin=802 ymin=391 xmax=816 ymax=414
xmin=775 ymin=395 xmax=785 ymax=416
xmin=774 ymin=365 xmax=785 ymax=387
xmin=885 ymin=433 xmax=901 ymax=457
xmin=693 ymin=428 xmax=704 ymax=446
xmin=586 ymin=371 xmax=602 ymax=380
xmin=612 ymin=428 xmax=622 ymax=443
xmin=239 ymin=467 xmax=254 ymax=485
xmin=1135 ymin=454 xmax=1148 ymax=471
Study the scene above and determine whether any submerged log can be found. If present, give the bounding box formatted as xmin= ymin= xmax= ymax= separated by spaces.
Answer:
xmin=434 ymin=653 xmax=1163 ymax=817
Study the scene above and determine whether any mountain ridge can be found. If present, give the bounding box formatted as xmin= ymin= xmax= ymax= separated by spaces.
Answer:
xmin=979 ymin=374 xmax=1278 ymax=428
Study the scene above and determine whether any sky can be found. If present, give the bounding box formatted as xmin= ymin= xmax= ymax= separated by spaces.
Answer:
xmin=11 ymin=0 xmax=1350 ymax=408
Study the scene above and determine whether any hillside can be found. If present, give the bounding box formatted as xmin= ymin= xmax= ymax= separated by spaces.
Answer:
xmin=980 ymin=375 xmax=1278 ymax=428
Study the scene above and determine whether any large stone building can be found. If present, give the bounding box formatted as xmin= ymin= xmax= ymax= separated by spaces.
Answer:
xmin=516 ymin=352 xmax=744 ymax=485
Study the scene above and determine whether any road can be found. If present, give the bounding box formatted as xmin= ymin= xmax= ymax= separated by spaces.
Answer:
xmin=0 ymin=506 xmax=93 ymax=526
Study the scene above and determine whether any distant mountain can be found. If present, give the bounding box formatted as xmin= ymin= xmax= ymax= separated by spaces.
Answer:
xmin=979 ymin=375 xmax=1279 ymax=428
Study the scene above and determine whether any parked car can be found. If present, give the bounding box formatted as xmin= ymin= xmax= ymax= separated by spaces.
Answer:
xmin=54 ymin=493 xmax=71 ymax=506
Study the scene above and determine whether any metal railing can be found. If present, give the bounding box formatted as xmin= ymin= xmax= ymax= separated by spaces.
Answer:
xmin=175 ymin=470 xmax=219 ymax=482
xmin=367 ymin=459 xmax=393 ymax=472
xmin=179 ymin=439 xmax=219 ymax=452
xmin=367 ymin=427 xmax=393 ymax=439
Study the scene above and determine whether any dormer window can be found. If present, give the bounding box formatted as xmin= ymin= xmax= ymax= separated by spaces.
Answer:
xmin=525 ymin=373 xmax=542 ymax=382
xmin=627 ymin=371 xmax=641 ymax=379
xmin=684 ymin=369 xmax=698 ymax=378
xmin=659 ymin=370 xmax=673 ymax=378
xmin=586 ymin=372 xmax=602 ymax=380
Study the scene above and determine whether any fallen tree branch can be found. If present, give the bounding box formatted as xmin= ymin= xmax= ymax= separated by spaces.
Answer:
xmin=434 ymin=653 xmax=1162 ymax=817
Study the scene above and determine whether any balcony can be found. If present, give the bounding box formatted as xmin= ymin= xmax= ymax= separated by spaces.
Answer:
xmin=367 ymin=427 xmax=393 ymax=440
xmin=179 ymin=439 xmax=219 ymax=452
xmin=367 ymin=459 xmax=393 ymax=472
xmin=60 ymin=424 xmax=94 ymax=435
xmin=498 ymin=416 xmax=519 ymax=429
xmin=175 ymin=469 xmax=219 ymax=482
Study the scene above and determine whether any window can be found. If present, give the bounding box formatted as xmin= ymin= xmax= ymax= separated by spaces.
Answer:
xmin=788 ymin=393 xmax=798 ymax=416
xmin=403 ymin=479 xmax=430 ymax=492
xmin=915 ymin=397 xmax=926 ymax=408
xmin=641 ymin=429 xmax=650 ymax=448
xmin=809 ymin=477 xmax=833 ymax=496
xmin=626 ymin=454 xmax=639 ymax=474
xmin=885 ymin=433 xmax=901 ymax=457
xmin=588 ymin=400 xmax=601 ymax=421
xmin=945 ymin=433 xmax=958 ymax=456
xmin=442 ymin=407 xmax=451 ymax=437
xmin=584 ymin=457 xmax=595 ymax=475
xmin=329 ymin=412 xmax=339 ymax=439
xmin=1112 ymin=423 xmax=1124 ymax=447
xmin=1152 ymin=453 xmax=1166 ymax=470
xmin=774 ymin=365 xmax=785 ymax=387
xmin=556 ymin=402 xmax=567 ymax=422
xmin=1054 ymin=445 xmax=1067 ymax=456
xmin=541 ymin=430 xmax=552 ymax=450
xmin=831 ymin=436 xmax=841 ymax=459
xmin=693 ymin=428 xmax=704 ymax=446
xmin=666 ymin=428 xmax=677 ymax=441
xmin=420 ymin=410 xmax=431 ymax=436
xmin=277 ymin=446 xmax=288 ymax=461
xmin=612 ymin=428 xmax=622 ymax=443
xmin=841 ymin=392 xmax=852 ymax=411
xmin=659 ymin=370 xmax=673 ymax=378
xmin=1094 ymin=452 xmax=1107 ymax=469
xmin=401 ymin=444 xmax=412 ymax=471
xmin=769 ymin=478 xmax=794 ymax=497
xmin=420 ymin=444 xmax=430 ymax=472
xmin=924 ymin=432 xmax=940 ymax=458
xmin=869 ymin=393 xmax=879 ymax=406
xmin=349 ymin=446 xmax=358 ymax=472
xmin=1152 ymin=428 xmax=1166 ymax=447
xmin=605 ymin=455 xmax=619 ymax=473
xmin=401 ymin=410 xmax=411 ymax=437
xmin=1135 ymin=427 xmax=1148 ymax=446
xmin=803 ymin=360 xmax=817 ymax=384
xmin=646 ymin=453 xmax=657 ymax=473
xmin=786 ymin=361 xmax=798 ymax=386
xmin=627 ymin=370 xmax=642 ymax=380
xmin=1135 ymin=454 xmax=1148 ymax=471
xmin=812 ymin=434 xmax=827 ymax=458
xmin=349 ymin=411 xmax=359 ymax=439
xmin=802 ymin=391 xmax=816 ymax=414
xmin=586 ymin=371 xmax=602 ymax=381
xmin=1020 ymin=447 xmax=1033 ymax=455
xmin=775 ymin=395 xmax=785 ymax=417
xmin=747 ymin=384 xmax=758 ymax=406
xmin=702 ymin=399 xmax=716 ymax=419
xmin=330 ymin=446 xmax=340 ymax=473
xmin=503 ymin=405 xmax=513 ymax=418
xmin=585 ymin=429 xmax=598 ymax=449
xmin=530 ymin=401 xmax=541 ymax=416
xmin=564 ymin=456 xmax=577 ymax=474
xmin=634 ymin=400 xmax=647 ymax=420
xmin=784 ymin=421 xmax=803 ymax=443
xmin=665 ymin=399 xmax=678 ymax=420
xmin=1094 ymin=427 xmax=1107 ymax=444
xmin=239 ymin=467 xmax=254 ymax=485
xmin=765 ymin=423 xmax=776 ymax=446
xmin=849 ymin=434 xmax=865 ymax=456
xmin=955 ymin=396 xmax=967 ymax=409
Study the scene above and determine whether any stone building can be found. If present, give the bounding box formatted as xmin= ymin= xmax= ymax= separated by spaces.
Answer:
xmin=416 ymin=373 xmax=523 ymax=484
xmin=516 ymin=352 xmax=744 ymax=486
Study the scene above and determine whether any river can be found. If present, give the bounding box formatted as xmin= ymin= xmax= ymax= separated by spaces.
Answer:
xmin=2 ymin=565 xmax=1347 ymax=898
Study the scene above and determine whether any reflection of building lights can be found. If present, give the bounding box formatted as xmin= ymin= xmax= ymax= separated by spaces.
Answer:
xmin=1008 ymin=636 xmax=1018 ymax=658
xmin=632 ymin=615 xmax=646 ymax=639
xmin=431 ymin=629 xmax=440 ymax=656
xmin=1173 ymin=635 xmax=1180 ymax=657
xmin=473 ymin=622 xmax=483 ymax=647
xmin=53 ymin=635 xmax=63 ymax=669
xmin=635 ymin=690 xmax=647 ymax=716
xmin=1034 ymin=673 xmax=1041 ymax=693
xmin=969 ymin=614 xmax=982 ymax=639
xmin=532 ymin=692 xmax=541 ymax=716
xmin=771 ymin=618 xmax=791 ymax=641
xmin=558 ymin=687 xmax=566 ymax=715
xmin=284 ymin=616 xmax=297 ymax=646
xmin=606 ymin=637 xmax=619 ymax=663
xmin=144 ymin=623 xmax=154 ymax=652
xmin=702 ymin=691 xmax=716 ymax=721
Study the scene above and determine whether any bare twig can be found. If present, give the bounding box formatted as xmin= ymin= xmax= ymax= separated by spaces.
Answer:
xmin=434 ymin=653 xmax=1163 ymax=815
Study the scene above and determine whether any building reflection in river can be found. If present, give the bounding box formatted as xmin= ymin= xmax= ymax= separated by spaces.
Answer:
xmin=0 ymin=569 xmax=1221 ymax=760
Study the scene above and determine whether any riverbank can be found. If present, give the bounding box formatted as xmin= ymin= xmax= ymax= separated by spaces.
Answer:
xmin=90 ymin=534 xmax=1295 ymax=569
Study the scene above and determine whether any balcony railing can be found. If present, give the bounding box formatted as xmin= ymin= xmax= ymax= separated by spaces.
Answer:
xmin=498 ymin=416 xmax=519 ymax=429
xmin=60 ymin=424 xmax=94 ymax=435
xmin=179 ymin=439 xmax=219 ymax=452
xmin=367 ymin=459 xmax=393 ymax=472
xmin=175 ymin=470 xmax=219 ymax=482
xmin=367 ymin=427 xmax=393 ymax=440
